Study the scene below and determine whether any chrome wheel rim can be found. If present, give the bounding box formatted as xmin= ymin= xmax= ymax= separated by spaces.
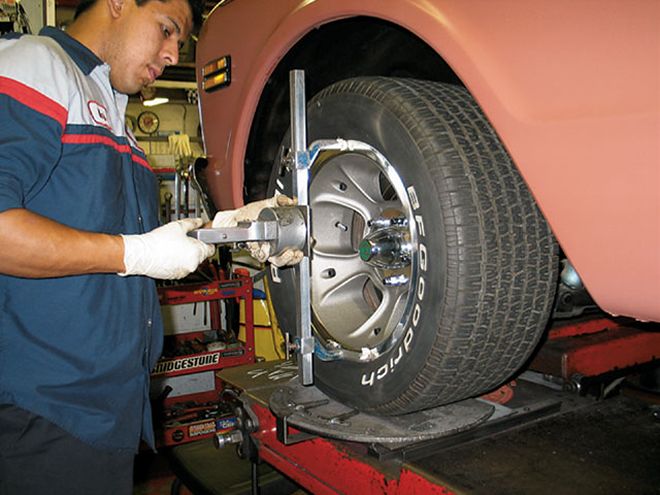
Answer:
xmin=309 ymin=145 xmax=419 ymax=362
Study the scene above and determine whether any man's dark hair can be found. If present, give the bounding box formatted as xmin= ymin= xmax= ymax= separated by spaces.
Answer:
xmin=74 ymin=0 xmax=204 ymax=33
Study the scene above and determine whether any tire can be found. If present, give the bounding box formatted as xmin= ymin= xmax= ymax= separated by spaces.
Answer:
xmin=267 ymin=77 xmax=558 ymax=415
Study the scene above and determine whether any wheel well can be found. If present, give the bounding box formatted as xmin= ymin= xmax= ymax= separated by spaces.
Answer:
xmin=243 ymin=16 xmax=462 ymax=201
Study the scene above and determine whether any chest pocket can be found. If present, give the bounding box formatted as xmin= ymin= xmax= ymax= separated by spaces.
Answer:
xmin=129 ymin=155 xmax=160 ymax=233
xmin=28 ymin=138 xmax=151 ymax=234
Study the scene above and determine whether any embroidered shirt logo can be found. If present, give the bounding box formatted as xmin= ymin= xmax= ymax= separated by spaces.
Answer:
xmin=88 ymin=100 xmax=111 ymax=129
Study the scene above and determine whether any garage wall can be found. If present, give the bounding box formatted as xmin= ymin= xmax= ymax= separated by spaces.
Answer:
xmin=127 ymin=101 xmax=204 ymax=169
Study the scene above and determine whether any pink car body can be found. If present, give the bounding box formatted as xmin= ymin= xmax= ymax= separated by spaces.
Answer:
xmin=196 ymin=0 xmax=659 ymax=322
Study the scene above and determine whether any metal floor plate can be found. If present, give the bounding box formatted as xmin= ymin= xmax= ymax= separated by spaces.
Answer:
xmin=269 ymin=382 xmax=494 ymax=444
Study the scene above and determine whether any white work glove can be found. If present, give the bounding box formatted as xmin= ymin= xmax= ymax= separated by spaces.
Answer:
xmin=211 ymin=194 xmax=295 ymax=227
xmin=246 ymin=242 xmax=304 ymax=267
xmin=211 ymin=195 xmax=303 ymax=267
xmin=119 ymin=218 xmax=215 ymax=280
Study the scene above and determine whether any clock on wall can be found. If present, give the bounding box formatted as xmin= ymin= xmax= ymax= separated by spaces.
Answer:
xmin=137 ymin=111 xmax=160 ymax=134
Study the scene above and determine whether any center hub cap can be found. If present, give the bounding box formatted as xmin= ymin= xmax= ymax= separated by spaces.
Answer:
xmin=358 ymin=227 xmax=412 ymax=269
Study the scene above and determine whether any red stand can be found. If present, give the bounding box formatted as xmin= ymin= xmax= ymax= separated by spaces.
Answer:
xmin=530 ymin=316 xmax=660 ymax=381
xmin=153 ymin=274 xmax=255 ymax=447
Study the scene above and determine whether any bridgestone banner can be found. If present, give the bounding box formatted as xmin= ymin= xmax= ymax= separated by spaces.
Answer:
xmin=152 ymin=351 xmax=222 ymax=376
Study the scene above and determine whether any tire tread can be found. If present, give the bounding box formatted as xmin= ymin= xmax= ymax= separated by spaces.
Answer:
xmin=317 ymin=78 xmax=557 ymax=413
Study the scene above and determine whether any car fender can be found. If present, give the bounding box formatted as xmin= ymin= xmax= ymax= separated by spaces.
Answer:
xmin=197 ymin=0 xmax=659 ymax=321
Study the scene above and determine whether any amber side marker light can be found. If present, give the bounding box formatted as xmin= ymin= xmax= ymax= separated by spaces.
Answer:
xmin=202 ymin=56 xmax=231 ymax=92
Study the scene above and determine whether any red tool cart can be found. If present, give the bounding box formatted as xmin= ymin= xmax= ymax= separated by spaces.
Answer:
xmin=152 ymin=269 xmax=256 ymax=447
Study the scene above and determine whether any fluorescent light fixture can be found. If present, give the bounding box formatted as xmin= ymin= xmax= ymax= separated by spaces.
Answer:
xmin=143 ymin=97 xmax=169 ymax=107
xmin=151 ymin=80 xmax=197 ymax=89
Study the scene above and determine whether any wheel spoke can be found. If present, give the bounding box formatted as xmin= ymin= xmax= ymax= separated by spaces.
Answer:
xmin=311 ymin=252 xmax=376 ymax=342
xmin=344 ymin=289 xmax=406 ymax=346
xmin=311 ymin=155 xmax=398 ymax=221
xmin=336 ymin=157 xmax=385 ymax=204
xmin=311 ymin=251 xmax=370 ymax=305
xmin=311 ymin=249 xmax=411 ymax=349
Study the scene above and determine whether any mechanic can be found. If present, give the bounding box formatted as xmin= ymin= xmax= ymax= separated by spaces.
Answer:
xmin=0 ymin=0 xmax=294 ymax=493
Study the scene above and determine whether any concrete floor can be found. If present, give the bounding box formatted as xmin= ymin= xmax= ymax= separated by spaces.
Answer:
xmin=133 ymin=440 xmax=305 ymax=495
xmin=134 ymin=450 xmax=193 ymax=495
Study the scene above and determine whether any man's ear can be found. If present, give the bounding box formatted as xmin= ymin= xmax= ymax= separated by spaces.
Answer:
xmin=106 ymin=0 xmax=125 ymax=19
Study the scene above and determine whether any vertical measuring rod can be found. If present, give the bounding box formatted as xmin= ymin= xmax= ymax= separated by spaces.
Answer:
xmin=289 ymin=70 xmax=314 ymax=385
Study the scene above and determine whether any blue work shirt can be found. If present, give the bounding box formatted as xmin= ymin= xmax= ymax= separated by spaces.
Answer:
xmin=0 ymin=27 xmax=162 ymax=452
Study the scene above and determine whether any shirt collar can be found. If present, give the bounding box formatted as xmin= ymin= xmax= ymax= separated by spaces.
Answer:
xmin=39 ymin=26 xmax=103 ymax=76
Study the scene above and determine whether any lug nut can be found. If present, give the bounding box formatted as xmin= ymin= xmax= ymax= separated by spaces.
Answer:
xmin=383 ymin=274 xmax=409 ymax=287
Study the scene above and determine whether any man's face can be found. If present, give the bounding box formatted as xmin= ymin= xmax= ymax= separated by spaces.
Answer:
xmin=106 ymin=0 xmax=193 ymax=94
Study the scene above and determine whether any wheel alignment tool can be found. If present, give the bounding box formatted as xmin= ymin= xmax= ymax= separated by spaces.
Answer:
xmin=190 ymin=70 xmax=314 ymax=384
xmin=288 ymin=70 xmax=314 ymax=385
xmin=191 ymin=71 xmax=402 ymax=386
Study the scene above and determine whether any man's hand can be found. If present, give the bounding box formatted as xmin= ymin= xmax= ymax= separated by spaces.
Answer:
xmin=119 ymin=218 xmax=215 ymax=280
xmin=211 ymin=194 xmax=296 ymax=228
xmin=211 ymin=195 xmax=303 ymax=267
xmin=246 ymin=242 xmax=304 ymax=267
